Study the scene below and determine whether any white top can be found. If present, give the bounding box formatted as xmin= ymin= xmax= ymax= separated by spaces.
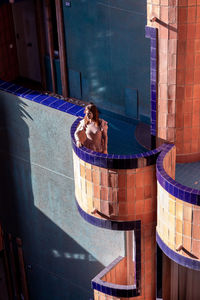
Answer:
xmin=74 ymin=119 xmax=108 ymax=153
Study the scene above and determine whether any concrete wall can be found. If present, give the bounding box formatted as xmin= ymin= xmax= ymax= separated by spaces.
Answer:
xmin=0 ymin=90 xmax=125 ymax=300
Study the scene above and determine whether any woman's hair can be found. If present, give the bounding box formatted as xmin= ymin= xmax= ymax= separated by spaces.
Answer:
xmin=84 ymin=103 xmax=100 ymax=125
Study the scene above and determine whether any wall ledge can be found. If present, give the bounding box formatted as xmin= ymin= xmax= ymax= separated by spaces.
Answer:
xmin=157 ymin=232 xmax=200 ymax=271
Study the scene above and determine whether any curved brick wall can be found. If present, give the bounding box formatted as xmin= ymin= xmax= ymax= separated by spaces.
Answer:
xmin=71 ymin=118 xmax=166 ymax=299
xmin=73 ymin=152 xmax=157 ymax=222
xmin=156 ymin=143 xmax=200 ymax=270
xmin=147 ymin=1 xmax=200 ymax=162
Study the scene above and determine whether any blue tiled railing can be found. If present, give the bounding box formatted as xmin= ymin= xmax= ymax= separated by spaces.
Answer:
xmin=145 ymin=26 xmax=158 ymax=136
xmin=156 ymin=144 xmax=200 ymax=206
xmin=0 ymin=80 xmax=85 ymax=118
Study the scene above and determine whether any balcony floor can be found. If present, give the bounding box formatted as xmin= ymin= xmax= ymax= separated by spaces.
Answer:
xmin=176 ymin=162 xmax=200 ymax=190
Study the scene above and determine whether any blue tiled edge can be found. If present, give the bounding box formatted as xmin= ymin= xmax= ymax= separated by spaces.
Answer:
xmin=156 ymin=144 xmax=200 ymax=206
xmin=157 ymin=232 xmax=200 ymax=271
xmin=76 ymin=198 xmax=140 ymax=231
xmin=91 ymin=256 xmax=139 ymax=297
xmin=71 ymin=118 xmax=165 ymax=170
xmin=145 ymin=26 xmax=158 ymax=137
xmin=0 ymin=80 xmax=85 ymax=118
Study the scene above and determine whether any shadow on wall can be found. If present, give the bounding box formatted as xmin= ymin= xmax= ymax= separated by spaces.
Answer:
xmin=0 ymin=93 xmax=103 ymax=299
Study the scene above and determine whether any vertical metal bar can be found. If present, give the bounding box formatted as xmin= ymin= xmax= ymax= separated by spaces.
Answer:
xmin=16 ymin=238 xmax=29 ymax=300
xmin=2 ymin=231 xmax=13 ymax=300
xmin=34 ymin=0 xmax=47 ymax=90
xmin=126 ymin=231 xmax=135 ymax=285
xmin=44 ymin=0 xmax=56 ymax=93
xmin=55 ymin=0 xmax=69 ymax=98
xmin=8 ymin=234 xmax=20 ymax=300
xmin=162 ymin=253 xmax=171 ymax=300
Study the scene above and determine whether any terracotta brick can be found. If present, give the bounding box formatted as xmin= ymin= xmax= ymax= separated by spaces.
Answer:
xmin=183 ymin=113 xmax=192 ymax=128
xmin=86 ymin=168 xmax=92 ymax=181
xmin=136 ymin=171 xmax=144 ymax=187
xmin=193 ymin=84 xmax=200 ymax=98
xmin=108 ymin=171 xmax=118 ymax=188
xmin=176 ymin=232 xmax=183 ymax=246
xmin=100 ymin=170 xmax=108 ymax=186
xmin=100 ymin=200 xmax=109 ymax=216
xmin=193 ymin=208 xmax=200 ymax=225
xmin=118 ymin=189 xmax=126 ymax=202
xmin=192 ymin=239 xmax=200 ymax=257
xmin=92 ymin=170 xmax=100 ymax=185
xmin=93 ymin=185 xmax=100 ymax=199
xmin=185 ymin=85 xmax=193 ymax=98
xmin=127 ymin=188 xmax=135 ymax=202
xmin=136 ymin=187 xmax=144 ymax=200
xmin=118 ymin=171 xmax=126 ymax=188
xmin=195 ymin=39 xmax=200 ymax=52
xmin=183 ymin=236 xmax=191 ymax=252
xmin=196 ymin=23 xmax=200 ymax=38
xmin=144 ymin=185 xmax=152 ymax=199
xmin=178 ymin=7 xmax=187 ymax=25
xmin=80 ymin=164 xmax=85 ymax=178
xmin=100 ymin=187 xmax=108 ymax=201
xmin=178 ymin=24 xmax=187 ymax=40
xmin=183 ymin=204 xmax=192 ymax=221
xmin=136 ymin=200 xmax=145 ymax=215
xmin=188 ymin=7 xmax=196 ymax=23
xmin=183 ymin=221 xmax=192 ymax=236
xmin=179 ymin=0 xmax=188 ymax=6
xmin=145 ymin=198 xmax=152 ymax=212
xmin=127 ymin=173 xmax=135 ymax=189
xmin=176 ymin=219 xmax=183 ymax=233
xmin=118 ymin=202 xmax=128 ymax=216
xmin=185 ymin=68 xmax=194 ymax=83
xmin=192 ymin=224 xmax=200 ymax=239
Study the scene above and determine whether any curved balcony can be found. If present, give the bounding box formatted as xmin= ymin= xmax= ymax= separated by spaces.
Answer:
xmin=71 ymin=117 xmax=168 ymax=299
xmin=156 ymin=144 xmax=200 ymax=270
xmin=71 ymin=118 xmax=165 ymax=228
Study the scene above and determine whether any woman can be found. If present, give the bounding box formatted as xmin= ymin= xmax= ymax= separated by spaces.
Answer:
xmin=74 ymin=103 xmax=108 ymax=154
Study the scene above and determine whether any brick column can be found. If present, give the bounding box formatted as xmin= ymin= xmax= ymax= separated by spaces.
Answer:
xmin=147 ymin=0 xmax=200 ymax=162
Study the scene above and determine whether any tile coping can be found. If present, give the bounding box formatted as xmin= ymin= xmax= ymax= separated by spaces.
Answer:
xmin=71 ymin=118 xmax=166 ymax=170
xmin=156 ymin=144 xmax=200 ymax=206
xmin=75 ymin=198 xmax=141 ymax=231
xmin=91 ymin=256 xmax=140 ymax=298
xmin=157 ymin=231 xmax=200 ymax=271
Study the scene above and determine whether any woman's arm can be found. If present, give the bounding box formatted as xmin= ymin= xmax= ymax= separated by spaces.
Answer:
xmin=74 ymin=120 xmax=86 ymax=147
xmin=101 ymin=120 xmax=108 ymax=154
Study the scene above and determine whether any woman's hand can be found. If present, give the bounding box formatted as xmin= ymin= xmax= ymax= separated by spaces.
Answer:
xmin=76 ymin=141 xmax=82 ymax=148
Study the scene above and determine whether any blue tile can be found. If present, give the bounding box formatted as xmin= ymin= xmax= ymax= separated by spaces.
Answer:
xmin=5 ymin=84 xmax=20 ymax=93
xmin=15 ymin=87 xmax=31 ymax=96
xmin=76 ymin=107 xmax=85 ymax=117
xmin=58 ymin=102 xmax=75 ymax=112
xmin=151 ymin=38 xmax=157 ymax=48
xmin=24 ymin=91 xmax=41 ymax=100
xmin=41 ymin=96 xmax=57 ymax=106
xmin=66 ymin=104 xmax=82 ymax=115
xmin=49 ymin=99 xmax=65 ymax=108
xmin=32 ymin=94 xmax=48 ymax=103
xmin=151 ymin=47 xmax=157 ymax=59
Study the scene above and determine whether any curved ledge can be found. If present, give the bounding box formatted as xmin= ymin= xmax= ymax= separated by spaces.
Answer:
xmin=76 ymin=199 xmax=140 ymax=231
xmin=157 ymin=232 xmax=200 ymax=271
xmin=92 ymin=256 xmax=140 ymax=298
xmin=156 ymin=144 xmax=200 ymax=205
xmin=71 ymin=118 xmax=165 ymax=170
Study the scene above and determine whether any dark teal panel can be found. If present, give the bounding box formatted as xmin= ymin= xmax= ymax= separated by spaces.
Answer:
xmin=125 ymin=88 xmax=138 ymax=119
xmin=62 ymin=0 xmax=150 ymax=120
xmin=44 ymin=56 xmax=62 ymax=95
xmin=68 ymin=69 xmax=81 ymax=99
